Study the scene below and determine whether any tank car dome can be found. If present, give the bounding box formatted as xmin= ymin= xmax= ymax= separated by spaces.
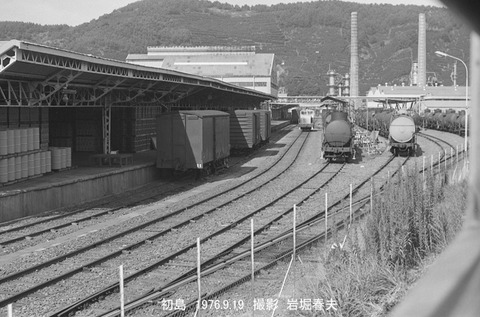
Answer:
xmin=324 ymin=119 xmax=352 ymax=146
xmin=389 ymin=115 xmax=416 ymax=143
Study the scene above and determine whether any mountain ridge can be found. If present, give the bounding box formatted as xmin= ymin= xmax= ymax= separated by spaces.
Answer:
xmin=0 ymin=0 xmax=470 ymax=95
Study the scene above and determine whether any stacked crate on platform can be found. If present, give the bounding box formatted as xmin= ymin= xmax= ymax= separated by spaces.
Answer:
xmin=75 ymin=120 xmax=98 ymax=152
xmin=129 ymin=106 xmax=163 ymax=152
xmin=8 ymin=107 xmax=19 ymax=128
xmin=0 ymin=107 xmax=7 ymax=127
xmin=50 ymin=121 xmax=73 ymax=147
xmin=20 ymin=107 xmax=30 ymax=125
xmin=39 ymin=107 xmax=49 ymax=150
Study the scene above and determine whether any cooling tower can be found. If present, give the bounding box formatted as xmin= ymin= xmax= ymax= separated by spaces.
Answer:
xmin=418 ymin=13 xmax=426 ymax=87
xmin=350 ymin=12 xmax=359 ymax=107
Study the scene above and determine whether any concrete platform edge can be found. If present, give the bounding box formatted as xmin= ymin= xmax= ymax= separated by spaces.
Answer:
xmin=0 ymin=163 xmax=160 ymax=223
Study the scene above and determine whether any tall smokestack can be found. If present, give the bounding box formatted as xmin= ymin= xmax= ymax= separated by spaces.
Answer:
xmin=418 ymin=13 xmax=427 ymax=87
xmin=350 ymin=12 xmax=359 ymax=107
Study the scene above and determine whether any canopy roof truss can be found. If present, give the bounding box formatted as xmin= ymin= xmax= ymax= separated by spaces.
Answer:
xmin=0 ymin=40 xmax=273 ymax=108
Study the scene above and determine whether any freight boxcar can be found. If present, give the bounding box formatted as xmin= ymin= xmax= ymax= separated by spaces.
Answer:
xmin=230 ymin=110 xmax=261 ymax=152
xmin=257 ymin=109 xmax=271 ymax=143
xmin=156 ymin=110 xmax=230 ymax=172
xmin=290 ymin=107 xmax=299 ymax=124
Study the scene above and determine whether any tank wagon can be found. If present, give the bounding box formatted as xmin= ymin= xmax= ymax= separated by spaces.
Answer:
xmin=156 ymin=110 xmax=230 ymax=172
xmin=389 ymin=114 xmax=417 ymax=156
xmin=422 ymin=108 xmax=468 ymax=135
xmin=229 ymin=109 xmax=261 ymax=152
xmin=355 ymin=109 xmax=417 ymax=156
xmin=322 ymin=111 xmax=355 ymax=162
xmin=298 ymin=109 xmax=315 ymax=130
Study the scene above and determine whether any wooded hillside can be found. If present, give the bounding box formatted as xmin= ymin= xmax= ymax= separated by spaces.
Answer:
xmin=0 ymin=0 xmax=470 ymax=95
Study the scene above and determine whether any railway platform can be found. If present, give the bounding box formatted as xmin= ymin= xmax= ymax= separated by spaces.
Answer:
xmin=0 ymin=151 xmax=160 ymax=223
xmin=271 ymin=120 xmax=290 ymax=132
xmin=0 ymin=121 xmax=291 ymax=224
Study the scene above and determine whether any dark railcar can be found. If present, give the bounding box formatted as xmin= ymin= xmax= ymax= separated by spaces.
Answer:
xmin=230 ymin=110 xmax=261 ymax=151
xmin=322 ymin=111 xmax=355 ymax=162
xmin=156 ymin=110 xmax=230 ymax=171
xmin=290 ymin=107 xmax=299 ymax=124
xmin=257 ymin=109 xmax=272 ymax=143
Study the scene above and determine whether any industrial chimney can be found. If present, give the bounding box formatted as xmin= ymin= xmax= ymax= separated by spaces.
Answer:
xmin=417 ymin=13 xmax=427 ymax=87
xmin=350 ymin=12 xmax=359 ymax=107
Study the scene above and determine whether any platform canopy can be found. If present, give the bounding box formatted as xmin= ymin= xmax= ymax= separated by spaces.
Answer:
xmin=0 ymin=40 xmax=274 ymax=108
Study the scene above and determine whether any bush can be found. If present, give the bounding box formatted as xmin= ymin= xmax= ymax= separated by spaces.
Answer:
xmin=303 ymin=166 xmax=467 ymax=316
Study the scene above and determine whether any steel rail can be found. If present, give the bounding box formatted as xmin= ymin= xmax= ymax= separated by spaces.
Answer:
xmin=0 ymin=125 xmax=294 ymax=243
xmin=99 ymin=153 xmax=403 ymax=317
xmin=0 ymin=128 xmax=304 ymax=308
xmin=49 ymin=132 xmax=329 ymax=316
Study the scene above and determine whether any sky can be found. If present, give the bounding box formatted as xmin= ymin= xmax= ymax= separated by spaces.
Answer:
xmin=0 ymin=0 xmax=445 ymax=27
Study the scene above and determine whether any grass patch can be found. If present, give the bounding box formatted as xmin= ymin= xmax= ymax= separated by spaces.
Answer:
xmin=299 ymin=165 xmax=467 ymax=316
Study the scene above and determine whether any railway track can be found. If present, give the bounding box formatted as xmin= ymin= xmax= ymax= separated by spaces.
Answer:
xmin=416 ymin=131 xmax=465 ymax=174
xmin=0 ymin=126 xmax=296 ymax=250
xmin=0 ymin=126 xmax=310 ymax=316
xmin=1 ymin=127 xmax=459 ymax=317
xmin=91 ymin=150 xmax=405 ymax=317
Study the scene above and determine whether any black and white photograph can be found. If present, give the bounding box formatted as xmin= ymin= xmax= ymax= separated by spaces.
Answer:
xmin=0 ymin=0 xmax=478 ymax=316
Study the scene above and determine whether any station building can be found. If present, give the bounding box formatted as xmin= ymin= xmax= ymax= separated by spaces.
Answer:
xmin=126 ymin=46 xmax=279 ymax=97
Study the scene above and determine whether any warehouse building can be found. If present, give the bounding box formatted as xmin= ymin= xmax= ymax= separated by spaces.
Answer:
xmin=126 ymin=46 xmax=279 ymax=97
xmin=0 ymin=40 xmax=273 ymax=222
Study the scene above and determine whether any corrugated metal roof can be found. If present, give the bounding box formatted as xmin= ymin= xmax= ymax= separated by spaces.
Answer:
xmin=0 ymin=40 xmax=275 ymax=104
xmin=179 ymin=110 xmax=230 ymax=117
xmin=128 ymin=52 xmax=274 ymax=78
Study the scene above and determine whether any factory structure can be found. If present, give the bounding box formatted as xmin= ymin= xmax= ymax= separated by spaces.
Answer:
xmin=126 ymin=46 xmax=279 ymax=97
xmin=318 ymin=11 xmax=469 ymax=113
xmin=365 ymin=13 xmax=470 ymax=112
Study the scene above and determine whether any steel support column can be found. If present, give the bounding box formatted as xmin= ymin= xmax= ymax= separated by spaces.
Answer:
xmin=103 ymin=100 xmax=111 ymax=154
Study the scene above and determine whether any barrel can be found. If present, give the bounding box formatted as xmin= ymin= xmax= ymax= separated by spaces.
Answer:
xmin=51 ymin=147 xmax=62 ymax=170
xmin=27 ymin=128 xmax=34 ymax=151
xmin=15 ymin=156 xmax=21 ymax=179
xmin=60 ymin=148 xmax=67 ymax=169
xmin=33 ymin=127 xmax=40 ymax=150
xmin=66 ymin=147 xmax=72 ymax=168
xmin=20 ymin=129 xmax=28 ymax=152
xmin=14 ymin=129 xmax=21 ymax=153
xmin=46 ymin=151 xmax=52 ymax=173
xmin=8 ymin=157 xmax=15 ymax=181
xmin=21 ymin=155 xmax=28 ymax=178
xmin=0 ymin=130 xmax=7 ymax=155
xmin=0 ymin=158 xmax=8 ymax=183
xmin=7 ymin=129 xmax=15 ymax=154
xmin=34 ymin=152 xmax=41 ymax=175
xmin=40 ymin=151 xmax=46 ymax=174
xmin=28 ymin=153 xmax=34 ymax=176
